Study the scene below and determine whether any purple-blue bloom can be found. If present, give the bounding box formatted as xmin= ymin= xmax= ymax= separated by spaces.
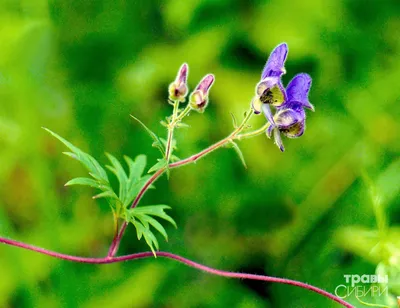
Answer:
xmin=282 ymin=73 xmax=313 ymax=111
xmin=266 ymin=73 xmax=314 ymax=152
xmin=251 ymin=43 xmax=314 ymax=152
xmin=251 ymin=43 xmax=289 ymax=121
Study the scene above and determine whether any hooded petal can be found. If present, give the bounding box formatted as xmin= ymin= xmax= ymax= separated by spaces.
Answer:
xmin=285 ymin=73 xmax=314 ymax=111
xmin=275 ymin=108 xmax=305 ymax=138
xmin=261 ymin=43 xmax=288 ymax=79
xmin=256 ymin=77 xmax=286 ymax=107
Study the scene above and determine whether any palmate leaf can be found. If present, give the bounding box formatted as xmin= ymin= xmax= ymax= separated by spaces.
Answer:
xmin=43 ymin=128 xmax=109 ymax=183
xmin=44 ymin=128 xmax=117 ymax=200
xmin=45 ymin=128 xmax=175 ymax=255
xmin=126 ymin=205 xmax=177 ymax=255
xmin=106 ymin=153 xmax=151 ymax=207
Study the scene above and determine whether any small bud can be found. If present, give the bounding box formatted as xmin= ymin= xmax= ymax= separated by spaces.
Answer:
xmin=189 ymin=74 xmax=215 ymax=113
xmin=169 ymin=63 xmax=189 ymax=102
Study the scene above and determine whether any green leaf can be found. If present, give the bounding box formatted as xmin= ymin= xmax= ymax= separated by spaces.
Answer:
xmin=106 ymin=153 xmax=128 ymax=204
xmin=170 ymin=155 xmax=180 ymax=163
xmin=122 ymin=155 xmax=150 ymax=207
xmin=145 ymin=230 xmax=159 ymax=251
xmin=125 ymin=155 xmax=147 ymax=181
xmin=65 ymin=177 xmax=102 ymax=189
xmin=130 ymin=115 xmax=165 ymax=156
xmin=230 ymin=141 xmax=247 ymax=169
xmin=126 ymin=205 xmax=176 ymax=254
xmin=129 ymin=217 xmax=157 ymax=256
xmin=136 ymin=213 xmax=168 ymax=241
xmin=92 ymin=190 xmax=117 ymax=200
xmin=148 ymin=158 xmax=168 ymax=174
xmin=125 ymin=175 xmax=152 ymax=207
xmin=44 ymin=128 xmax=118 ymax=202
xmin=131 ymin=205 xmax=177 ymax=228
xmin=44 ymin=128 xmax=109 ymax=183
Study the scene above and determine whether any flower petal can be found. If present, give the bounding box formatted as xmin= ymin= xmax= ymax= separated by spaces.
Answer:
xmin=261 ymin=43 xmax=288 ymax=79
xmin=262 ymin=103 xmax=276 ymax=126
xmin=251 ymin=97 xmax=263 ymax=114
xmin=275 ymin=108 xmax=305 ymax=138
xmin=281 ymin=119 xmax=305 ymax=138
xmin=273 ymin=128 xmax=285 ymax=152
xmin=285 ymin=73 xmax=314 ymax=110
xmin=256 ymin=77 xmax=286 ymax=107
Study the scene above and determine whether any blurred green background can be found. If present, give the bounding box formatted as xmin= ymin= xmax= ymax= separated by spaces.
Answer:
xmin=0 ymin=0 xmax=399 ymax=307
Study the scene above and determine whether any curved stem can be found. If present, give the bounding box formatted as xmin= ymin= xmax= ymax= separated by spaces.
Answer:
xmin=0 ymin=237 xmax=354 ymax=308
xmin=107 ymin=167 xmax=165 ymax=257
xmin=108 ymin=108 xmax=254 ymax=257
xmin=237 ymin=122 xmax=270 ymax=140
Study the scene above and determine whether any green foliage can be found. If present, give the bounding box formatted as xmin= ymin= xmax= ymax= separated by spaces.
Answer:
xmin=125 ymin=205 xmax=177 ymax=256
xmin=44 ymin=128 xmax=117 ymax=201
xmin=44 ymin=128 xmax=174 ymax=253
xmin=148 ymin=158 xmax=168 ymax=174
xmin=130 ymin=115 xmax=165 ymax=158
xmin=229 ymin=140 xmax=247 ymax=169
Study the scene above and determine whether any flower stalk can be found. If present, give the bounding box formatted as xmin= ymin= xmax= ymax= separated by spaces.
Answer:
xmin=0 ymin=237 xmax=354 ymax=308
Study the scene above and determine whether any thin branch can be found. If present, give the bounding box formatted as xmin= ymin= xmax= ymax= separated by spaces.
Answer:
xmin=0 ymin=236 xmax=354 ymax=308
xmin=108 ymin=109 xmax=254 ymax=257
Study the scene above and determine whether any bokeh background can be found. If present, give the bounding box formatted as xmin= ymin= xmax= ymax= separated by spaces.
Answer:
xmin=0 ymin=0 xmax=399 ymax=307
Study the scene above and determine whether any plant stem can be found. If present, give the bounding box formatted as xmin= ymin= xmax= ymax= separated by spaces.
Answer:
xmin=0 ymin=236 xmax=354 ymax=308
xmin=108 ymin=108 xmax=254 ymax=257
xmin=107 ymin=167 xmax=165 ymax=257
xmin=237 ymin=122 xmax=270 ymax=140
xmin=165 ymin=101 xmax=180 ymax=162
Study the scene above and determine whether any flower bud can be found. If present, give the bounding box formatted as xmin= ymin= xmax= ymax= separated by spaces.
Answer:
xmin=168 ymin=63 xmax=189 ymax=102
xmin=189 ymin=74 xmax=215 ymax=113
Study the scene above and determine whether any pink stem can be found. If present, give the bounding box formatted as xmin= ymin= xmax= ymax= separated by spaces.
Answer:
xmin=108 ymin=136 xmax=232 ymax=257
xmin=0 ymin=237 xmax=354 ymax=308
xmin=107 ymin=167 xmax=165 ymax=256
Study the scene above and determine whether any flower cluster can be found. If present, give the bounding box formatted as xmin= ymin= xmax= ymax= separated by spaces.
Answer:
xmin=251 ymin=43 xmax=314 ymax=152
xmin=168 ymin=63 xmax=215 ymax=113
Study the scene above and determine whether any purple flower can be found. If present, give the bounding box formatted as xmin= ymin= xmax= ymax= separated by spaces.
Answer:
xmin=169 ymin=63 xmax=189 ymax=102
xmin=252 ymin=43 xmax=288 ymax=125
xmin=190 ymin=74 xmax=215 ymax=113
xmin=261 ymin=43 xmax=288 ymax=79
xmin=266 ymin=73 xmax=314 ymax=152
xmin=281 ymin=73 xmax=314 ymax=111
